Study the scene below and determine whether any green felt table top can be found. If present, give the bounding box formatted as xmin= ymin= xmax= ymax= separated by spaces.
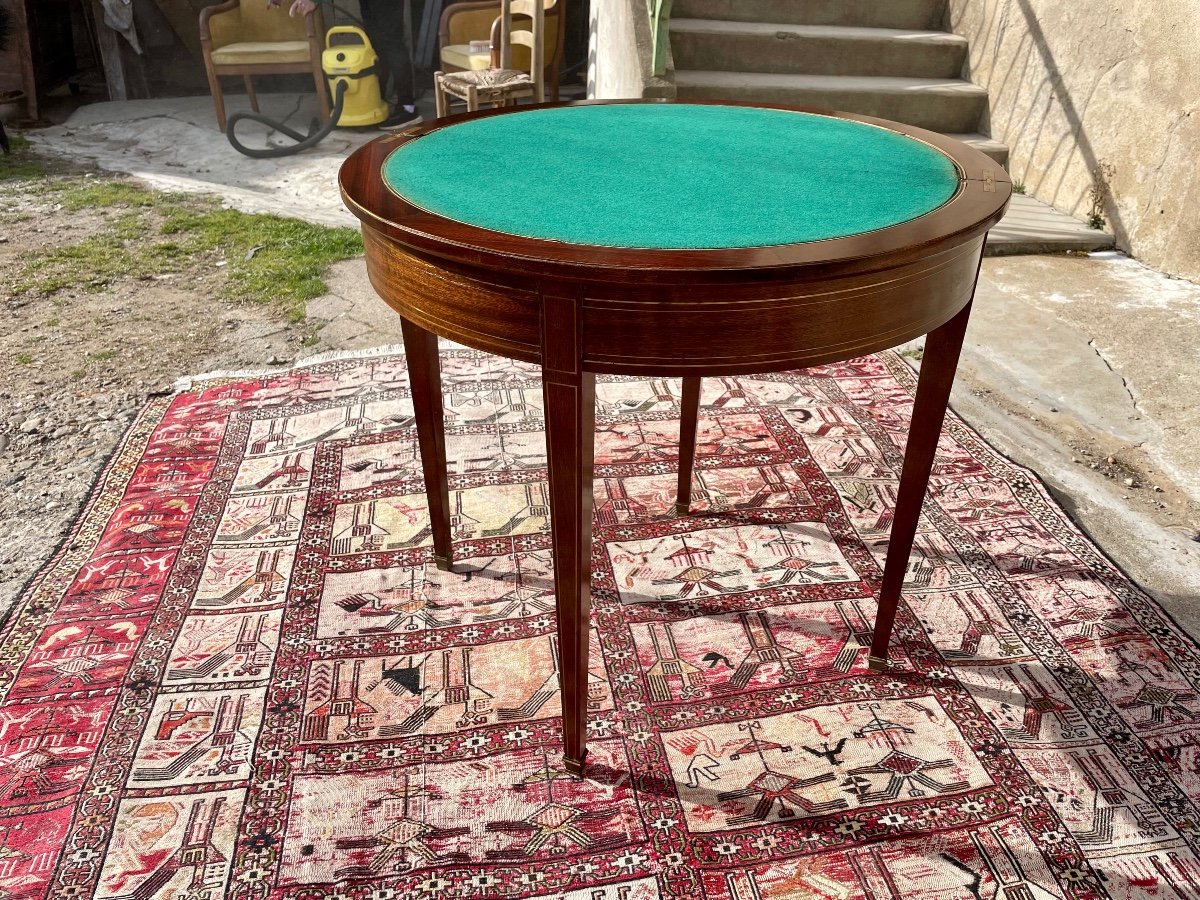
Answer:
xmin=381 ymin=104 xmax=961 ymax=250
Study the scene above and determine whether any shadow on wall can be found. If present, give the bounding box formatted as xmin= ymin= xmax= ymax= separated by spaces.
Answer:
xmin=960 ymin=0 xmax=1128 ymax=249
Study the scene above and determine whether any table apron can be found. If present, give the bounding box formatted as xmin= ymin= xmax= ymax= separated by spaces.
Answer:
xmin=361 ymin=227 xmax=984 ymax=376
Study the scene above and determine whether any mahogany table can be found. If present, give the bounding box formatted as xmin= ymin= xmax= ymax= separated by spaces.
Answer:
xmin=339 ymin=100 xmax=1011 ymax=775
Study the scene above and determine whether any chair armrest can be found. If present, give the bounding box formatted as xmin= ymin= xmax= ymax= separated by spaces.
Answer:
xmin=303 ymin=4 xmax=325 ymax=40
xmin=199 ymin=0 xmax=241 ymax=44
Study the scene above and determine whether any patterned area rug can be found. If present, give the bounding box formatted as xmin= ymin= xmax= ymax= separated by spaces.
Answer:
xmin=4 ymin=347 xmax=1198 ymax=900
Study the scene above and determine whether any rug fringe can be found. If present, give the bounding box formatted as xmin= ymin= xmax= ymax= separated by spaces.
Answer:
xmin=172 ymin=343 xmax=413 ymax=393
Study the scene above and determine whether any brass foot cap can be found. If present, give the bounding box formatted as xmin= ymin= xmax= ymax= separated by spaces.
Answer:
xmin=563 ymin=753 xmax=587 ymax=778
xmin=867 ymin=655 xmax=888 ymax=673
xmin=434 ymin=554 xmax=454 ymax=572
xmin=673 ymin=502 xmax=690 ymax=517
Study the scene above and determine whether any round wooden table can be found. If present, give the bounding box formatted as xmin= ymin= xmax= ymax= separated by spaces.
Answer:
xmin=340 ymin=100 xmax=1011 ymax=775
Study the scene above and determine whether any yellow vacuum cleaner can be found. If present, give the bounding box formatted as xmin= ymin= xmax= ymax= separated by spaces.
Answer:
xmin=322 ymin=26 xmax=388 ymax=127
xmin=227 ymin=26 xmax=388 ymax=158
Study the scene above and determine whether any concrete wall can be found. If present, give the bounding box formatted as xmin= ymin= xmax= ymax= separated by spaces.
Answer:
xmin=947 ymin=0 xmax=1200 ymax=281
xmin=587 ymin=0 xmax=675 ymax=100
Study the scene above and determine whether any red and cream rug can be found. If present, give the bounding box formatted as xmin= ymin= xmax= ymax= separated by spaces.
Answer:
xmin=3 ymin=347 xmax=1198 ymax=900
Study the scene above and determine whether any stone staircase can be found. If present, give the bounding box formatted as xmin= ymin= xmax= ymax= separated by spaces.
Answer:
xmin=669 ymin=0 xmax=1113 ymax=254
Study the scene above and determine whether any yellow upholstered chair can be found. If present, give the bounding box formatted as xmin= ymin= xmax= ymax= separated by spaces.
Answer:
xmin=200 ymin=0 xmax=330 ymax=131
xmin=438 ymin=0 xmax=564 ymax=102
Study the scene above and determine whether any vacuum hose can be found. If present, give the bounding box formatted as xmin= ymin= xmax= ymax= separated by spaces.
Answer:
xmin=226 ymin=79 xmax=349 ymax=159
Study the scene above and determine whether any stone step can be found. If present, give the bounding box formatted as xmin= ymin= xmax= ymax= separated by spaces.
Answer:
xmin=672 ymin=0 xmax=947 ymax=30
xmin=670 ymin=19 xmax=967 ymax=79
xmin=948 ymin=133 xmax=1010 ymax=169
xmin=674 ymin=70 xmax=987 ymax=133
xmin=985 ymin=194 xmax=1116 ymax=256
xmin=672 ymin=18 xmax=969 ymax=78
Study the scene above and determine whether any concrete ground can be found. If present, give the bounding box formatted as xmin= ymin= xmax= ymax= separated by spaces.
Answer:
xmin=912 ymin=254 xmax=1200 ymax=632
xmin=29 ymin=93 xmax=382 ymax=227
xmin=26 ymin=94 xmax=1200 ymax=629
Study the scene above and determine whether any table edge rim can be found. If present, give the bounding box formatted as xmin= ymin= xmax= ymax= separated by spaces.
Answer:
xmin=339 ymin=99 xmax=1012 ymax=280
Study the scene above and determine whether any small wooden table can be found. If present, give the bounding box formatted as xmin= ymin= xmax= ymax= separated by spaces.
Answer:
xmin=340 ymin=100 xmax=1011 ymax=775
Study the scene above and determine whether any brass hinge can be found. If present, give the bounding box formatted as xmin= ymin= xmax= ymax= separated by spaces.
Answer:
xmin=983 ymin=169 xmax=996 ymax=192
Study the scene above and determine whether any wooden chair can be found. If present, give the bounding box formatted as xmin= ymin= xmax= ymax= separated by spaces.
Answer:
xmin=434 ymin=0 xmax=544 ymax=117
xmin=437 ymin=0 xmax=565 ymax=102
xmin=199 ymin=0 xmax=330 ymax=131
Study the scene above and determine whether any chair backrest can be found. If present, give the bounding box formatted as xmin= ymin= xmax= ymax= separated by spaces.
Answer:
xmin=211 ymin=0 xmax=314 ymax=47
xmin=440 ymin=1 xmax=562 ymax=82
xmin=500 ymin=0 xmax=544 ymax=102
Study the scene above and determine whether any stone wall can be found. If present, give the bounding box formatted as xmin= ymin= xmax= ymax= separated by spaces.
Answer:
xmin=946 ymin=0 xmax=1200 ymax=281
xmin=587 ymin=0 xmax=675 ymax=100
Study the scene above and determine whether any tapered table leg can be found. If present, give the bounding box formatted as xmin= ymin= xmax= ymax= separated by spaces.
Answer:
xmin=400 ymin=317 xmax=454 ymax=572
xmin=541 ymin=291 xmax=596 ymax=777
xmin=676 ymin=377 xmax=702 ymax=515
xmin=869 ymin=298 xmax=975 ymax=671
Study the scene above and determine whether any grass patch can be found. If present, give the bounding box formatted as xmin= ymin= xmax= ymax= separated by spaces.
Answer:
xmin=12 ymin=178 xmax=362 ymax=321
xmin=52 ymin=179 xmax=161 ymax=212
xmin=16 ymin=237 xmax=140 ymax=295
xmin=158 ymin=205 xmax=363 ymax=319
xmin=16 ymin=352 xmax=34 ymax=365
xmin=88 ymin=349 xmax=119 ymax=362
xmin=0 ymin=136 xmax=47 ymax=181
